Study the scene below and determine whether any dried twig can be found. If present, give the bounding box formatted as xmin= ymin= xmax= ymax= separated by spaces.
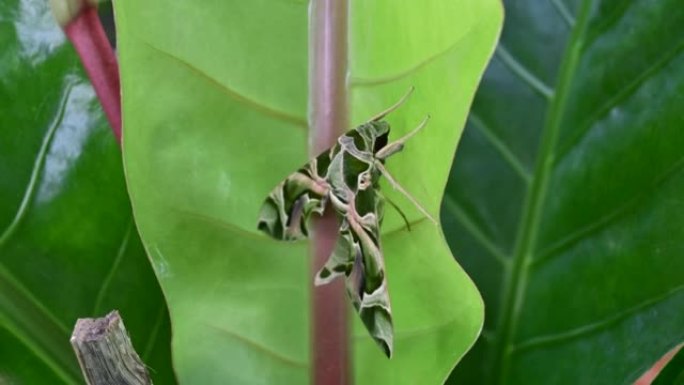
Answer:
xmin=70 ymin=311 xmax=151 ymax=385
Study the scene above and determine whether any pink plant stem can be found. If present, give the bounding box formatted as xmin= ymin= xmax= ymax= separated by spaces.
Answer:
xmin=634 ymin=344 xmax=683 ymax=385
xmin=64 ymin=6 xmax=122 ymax=144
xmin=309 ymin=0 xmax=350 ymax=384
xmin=312 ymin=212 xmax=350 ymax=384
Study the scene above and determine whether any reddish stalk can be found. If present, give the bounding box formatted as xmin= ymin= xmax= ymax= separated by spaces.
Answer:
xmin=634 ymin=344 xmax=683 ymax=385
xmin=51 ymin=0 xmax=122 ymax=144
xmin=309 ymin=0 xmax=351 ymax=384
xmin=53 ymin=0 xmax=350 ymax=381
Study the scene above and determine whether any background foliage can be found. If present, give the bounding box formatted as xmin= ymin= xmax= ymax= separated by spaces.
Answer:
xmin=0 ymin=0 xmax=174 ymax=383
xmin=442 ymin=0 xmax=684 ymax=383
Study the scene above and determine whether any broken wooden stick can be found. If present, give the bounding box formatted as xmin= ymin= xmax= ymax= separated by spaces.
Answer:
xmin=70 ymin=310 xmax=152 ymax=385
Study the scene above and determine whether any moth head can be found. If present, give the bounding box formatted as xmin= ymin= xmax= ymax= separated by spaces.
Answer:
xmin=368 ymin=121 xmax=390 ymax=154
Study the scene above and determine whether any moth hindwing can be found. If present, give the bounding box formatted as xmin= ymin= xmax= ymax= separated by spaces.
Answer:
xmin=257 ymin=89 xmax=435 ymax=358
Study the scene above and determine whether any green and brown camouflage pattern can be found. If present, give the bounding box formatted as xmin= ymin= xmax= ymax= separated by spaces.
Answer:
xmin=258 ymin=92 xmax=430 ymax=358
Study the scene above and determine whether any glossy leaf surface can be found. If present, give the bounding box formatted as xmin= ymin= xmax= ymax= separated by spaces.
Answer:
xmin=0 ymin=0 xmax=174 ymax=383
xmin=114 ymin=0 xmax=502 ymax=383
xmin=442 ymin=0 xmax=684 ymax=384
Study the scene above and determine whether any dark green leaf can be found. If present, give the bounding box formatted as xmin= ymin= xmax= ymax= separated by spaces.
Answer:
xmin=442 ymin=0 xmax=684 ymax=384
xmin=0 ymin=0 xmax=174 ymax=383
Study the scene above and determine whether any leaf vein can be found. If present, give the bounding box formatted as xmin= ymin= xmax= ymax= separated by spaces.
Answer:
xmin=533 ymin=154 xmax=684 ymax=267
xmin=206 ymin=323 xmax=307 ymax=368
xmin=495 ymin=45 xmax=554 ymax=100
xmin=169 ymin=207 xmax=304 ymax=245
xmin=442 ymin=196 xmax=508 ymax=267
xmin=353 ymin=314 xmax=459 ymax=340
xmin=0 ymin=265 xmax=79 ymax=384
xmin=92 ymin=220 xmax=133 ymax=315
xmin=349 ymin=24 xmax=475 ymax=87
xmin=469 ymin=112 xmax=532 ymax=183
xmin=556 ymin=38 xmax=684 ymax=162
xmin=511 ymin=284 xmax=684 ymax=353
xmin=140 ymin=40 xmax=308 ymax=129
xmin=0 ymin=79 xmax=80 ymax=384
xmin=0 ymin=80 xmax=74 ymax=248
xmin=550 ymin=0 xmax=576 ymax=27
xmin=142 ymin=305 xmax=165 ymax=361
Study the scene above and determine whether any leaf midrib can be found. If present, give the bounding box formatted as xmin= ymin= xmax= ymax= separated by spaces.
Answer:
xmin=490 ymin=1 xmax=594 ymax=384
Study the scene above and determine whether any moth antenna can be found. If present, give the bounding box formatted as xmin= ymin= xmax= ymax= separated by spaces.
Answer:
xmin=376 ymin=115 xmax=430 ymax=160
xmin=368 ymin=86 xmax=415 ymax=122
xmin=399 ymin=114 xmax=430 ymax=142
xmin=375 ymin=162 xmax=438 ymax=226
xmin=377 ymin=190 xmax=411 ymax=231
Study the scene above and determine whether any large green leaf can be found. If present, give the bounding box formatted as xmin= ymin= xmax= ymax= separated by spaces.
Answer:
xmin=0 ymin=0 xmax=174 ymax=383
xmin=115 ymin=0 xmax=501 ymax=383
xmin=442 ymin=0 xmax=684 ymax=384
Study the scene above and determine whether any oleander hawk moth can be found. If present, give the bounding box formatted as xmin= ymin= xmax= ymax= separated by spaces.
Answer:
xmin=257 ymin=89 xmax=435 ymax=358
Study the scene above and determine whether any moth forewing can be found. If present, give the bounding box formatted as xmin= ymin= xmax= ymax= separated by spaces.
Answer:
xmin=257 ymin=150 xmax=333 ymax=240
xmin=314 ymin=223 xmax=355 ymax=285
xmin=344 ymin=195 xmax=393 ymax=356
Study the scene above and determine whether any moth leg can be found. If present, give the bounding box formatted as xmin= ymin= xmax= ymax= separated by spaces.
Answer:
xmin=376 ymin=190 xmax=411 ymax=232
xmin=376 ymin=115 xmax=430 ymax=160
xmin=284 ymin=195 xmax=306 ymax=239
xmin=375 ymin=161 xmax=438 ymax=226
xmin=367 ymin=86 xmax=415 ymax=122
